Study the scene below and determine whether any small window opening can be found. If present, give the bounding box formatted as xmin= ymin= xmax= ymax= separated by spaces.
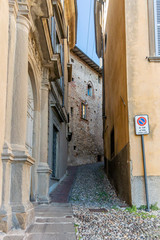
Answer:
xmin=111 ymin=127 xmax=115 ymax=159
xmin=72 ymin=77 xmax=74 ymax=81
xmin=88 ymin=85 xmax=92 ymax=96
xmin=81 ymin=102 xmax=87 ymax=119
xmin=98 ymin=77 xmax=101 ymax=84
xmin=74 ymin=146 xmax=76 ymax=150
xmin=71 ymin=107 xmax=73 ymax=117
xmin=71 ymin=58 xmax=74 ymax=63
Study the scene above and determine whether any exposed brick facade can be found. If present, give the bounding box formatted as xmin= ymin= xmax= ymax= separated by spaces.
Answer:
xmin=68 ymin=52 xmax=103 ymax=165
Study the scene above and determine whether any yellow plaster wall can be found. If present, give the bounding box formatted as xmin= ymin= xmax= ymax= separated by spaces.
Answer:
xmin=0 ymin=0 xmax=9 ymax=205
xmin=64 ymin=0 xmax=77 ymax=48
xmin=125 ymin=0 xmax=160 ymax=176
xmin=104 ymin=0 xmax=129 ymax=160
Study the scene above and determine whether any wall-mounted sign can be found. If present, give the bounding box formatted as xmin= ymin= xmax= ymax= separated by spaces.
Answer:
xmin=135 ymin=115 xmax=150 ymax=135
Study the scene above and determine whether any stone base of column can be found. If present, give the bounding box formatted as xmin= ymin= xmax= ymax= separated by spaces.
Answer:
xmin=10 ymin=148 xmax=35 ymax=230
xmin=11 ymin=201 xmax=34 ymax=230
xmin=0 ymin=142 xmax=14 ymax=233
xmin=0 ymin=208 xmax=12 ymax=233
xmin=37 ymin=163 xmax=52 ymax=203
xmin=0 ymin=145 xmax=35 ymax=232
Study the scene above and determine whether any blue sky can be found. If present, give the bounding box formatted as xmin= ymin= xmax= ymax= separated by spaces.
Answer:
xmin=76 ymin=0 xmax=100 ymax=65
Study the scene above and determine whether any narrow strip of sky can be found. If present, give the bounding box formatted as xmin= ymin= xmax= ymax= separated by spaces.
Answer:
xmin=76 ymin=0 xmax=99 ymax=65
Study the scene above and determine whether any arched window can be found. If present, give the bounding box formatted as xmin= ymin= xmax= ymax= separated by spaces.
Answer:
xmin=88 ymin=84 xmax=92 ymax=96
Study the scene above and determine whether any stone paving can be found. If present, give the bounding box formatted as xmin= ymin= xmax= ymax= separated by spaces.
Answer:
xmin=69 ymin=163 xmax=160 ymax=240
xmin=50 ymin=166 xmax=78 ymax=203
xmin=1 ymin=162 xmax=160 ymax=240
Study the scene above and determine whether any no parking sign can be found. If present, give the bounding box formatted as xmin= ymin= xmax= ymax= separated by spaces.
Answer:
xmin=135 ymin=114 xmax=150 ymax=211
xmin=135 ymin=115 xmax=150 ymax=135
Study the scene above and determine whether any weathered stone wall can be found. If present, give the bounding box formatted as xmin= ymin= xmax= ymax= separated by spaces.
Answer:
xmin=0 ymin=0 xmax=9 ymax=206
xmin=68 ymin=53 xmax=103 ymax=165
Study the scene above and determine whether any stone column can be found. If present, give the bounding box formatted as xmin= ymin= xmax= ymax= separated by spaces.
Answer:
xmin=9 ymin=3 xmax=35 ymax=230
xmin=37 ymin=69 xmax=52 ymax=203
xmin=0 ymin=0 xmax=18 ymax=233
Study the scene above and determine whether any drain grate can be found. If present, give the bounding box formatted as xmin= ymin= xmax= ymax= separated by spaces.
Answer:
xmin=89 ymin=208 xmax=108 ymax=213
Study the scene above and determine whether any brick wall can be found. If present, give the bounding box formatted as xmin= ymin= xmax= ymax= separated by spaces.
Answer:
xmin=68 ymin=53 xmax=103 ymax=165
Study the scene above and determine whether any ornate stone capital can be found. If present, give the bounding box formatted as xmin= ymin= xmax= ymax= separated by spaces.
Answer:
xmin=17 ymin=0 xmax=29 ymax=17
xmin=9 ymin=0 xmax=18 ymax=18
xmin=16 ymin=14 xmax=30 ymax=32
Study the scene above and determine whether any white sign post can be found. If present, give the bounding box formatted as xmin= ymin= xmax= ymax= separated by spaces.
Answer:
xmin=135 ymin=115 xmax=149 ymax=135
xmin=135 ymin=114 xmax=150 ymax=211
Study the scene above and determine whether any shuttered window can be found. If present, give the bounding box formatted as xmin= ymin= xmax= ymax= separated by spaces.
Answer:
xmin=154 ymin=0 xmax=160 ymax=56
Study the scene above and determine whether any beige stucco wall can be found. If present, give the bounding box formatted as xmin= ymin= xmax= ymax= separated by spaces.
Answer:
xmin=125 ymin=0 xmax=160 ymax=177
xmin=0 ymin=1 xmax=9 ymax=206
xmin=104 ymin=0 xmax=129 ymax=160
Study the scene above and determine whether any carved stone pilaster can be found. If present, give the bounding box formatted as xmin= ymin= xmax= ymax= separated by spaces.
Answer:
xmin=37 ymin=68 xmax=52 ymax=203
xmin=0 ymin=0 xmax=18 ymax=233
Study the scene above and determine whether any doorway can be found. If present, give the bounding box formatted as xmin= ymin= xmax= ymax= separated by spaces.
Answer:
xmin=52 ymin=125 xmax=58 ymax=178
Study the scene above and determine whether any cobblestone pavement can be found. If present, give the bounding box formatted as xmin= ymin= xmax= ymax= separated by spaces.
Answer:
xmin=69 ymin=162 xmax=160 ymax=240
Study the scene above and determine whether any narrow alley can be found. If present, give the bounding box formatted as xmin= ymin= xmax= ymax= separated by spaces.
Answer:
xmin=1 ymin=0 xmax=160 ymax=239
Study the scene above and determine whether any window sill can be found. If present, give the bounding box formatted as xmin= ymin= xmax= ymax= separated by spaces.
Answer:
xmin=147 ymin=57 xmax=160 ymax=62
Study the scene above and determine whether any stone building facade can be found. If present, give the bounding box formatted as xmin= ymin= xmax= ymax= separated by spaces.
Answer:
xmin=0 ymin=0 xmax=77 ymax=232
xmin=68 ymin=47 xmax=103 ymax=165
xmin=95 ymin=0 xmax=160 ymax=207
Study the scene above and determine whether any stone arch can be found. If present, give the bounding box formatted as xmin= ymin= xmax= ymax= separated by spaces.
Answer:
xmin=27 ymin=60 xmax=41 ymax=201
xmin=28 ymin=60 xmax=40 ymax=111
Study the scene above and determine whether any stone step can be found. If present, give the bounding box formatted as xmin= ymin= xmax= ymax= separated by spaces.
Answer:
xmin=26 ymin=223 xmax=75 ymax=234
xmin=3 ymin=236 xmax=25 ymax=240
xmin=35 ymin=217 xmax=74 ymax=223
xmin=26 ymin=233 xmax=76 ymax=240
xmin=35 ymin=212 xmax=73 ymax=218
